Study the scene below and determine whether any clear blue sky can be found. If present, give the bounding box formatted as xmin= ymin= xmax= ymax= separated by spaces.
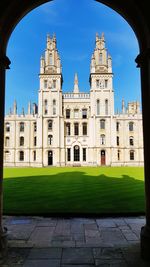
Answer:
xmin=6 ymin=0 xmax=141 ymax=114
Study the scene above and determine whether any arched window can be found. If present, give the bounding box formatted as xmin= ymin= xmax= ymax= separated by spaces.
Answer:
xmin=33 ymin=122 xmax=37 ymax=132
xmin=50 ymin=54 xmax=52 ymax=65
xmin=105 ymin=99 xmax=108 ymax=115
xmin=20 ymin=122 xmax=24 ymax=132
xmin=48 ymin=134 xmax=53 ymax=145
xmin=82 ymin=123 xmax=87 ymax=136
xmin=74 ymin=123 xmax=79 ymax=135
xmin=53 ymin=99 xmax=56 ymax=115
xmin=129 ymin=136 xmax=134 ymax=146
xmin=19 ymin=151 xmax=24 ymax=161
xmin=5 ymin=122 xmax=10 ymax=132
xmin=116 ymin=122 xmax=119 ymax=132
xmin=34 ymin=136 xmax=37 ymax=146
xmin=99 ymin=53 xmax=103 ymax=64
xmin=20 ymin=136 xmax=24 ymax=146
xmin=5 ymin=151 xmax=10 ymax=162
xmin=117 ymin=150 xmax=120 ymax=161
xmin=44 ymin=80 xmax=47 ymax=89
xmin=97 ymin=99 xmax=100 ymax=115
xmin=130 ymin=150 xmax=134 ymax=160
xmin=48 ymin=120 xmax=53 ymax=131
xmin=33 ymin=151 xmax=36 ymax=161
xmin=100 ymin=119 xmax=105 ymax=129
xmin=129 ymin=122 xmax=134 ymax=131
xmin=66 ymin=123 xmax=71 ymax=136
xmin=117 ymin=136 xmax=119 ymax=146
xmin=74 ymin=145 xmax=80 ymax=161
xmin=82 ymin=109 xmax=87 ymax=119
xmin=100 ymin=134 xmax=105 ymax=145
xmin=44 ymin=99 xmax=48 ymax=115
xmin=5 ymin=137 xmax=10 ymax=147
xmin=66 ymin=109 xmax=70 ymax=119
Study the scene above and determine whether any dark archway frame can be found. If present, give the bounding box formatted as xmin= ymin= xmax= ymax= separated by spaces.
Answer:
xmin=0 ymin=0 xmax=150 ymax=259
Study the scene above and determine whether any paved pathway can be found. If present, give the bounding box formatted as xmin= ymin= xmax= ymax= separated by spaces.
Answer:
xmin=0 ymin=216 xmax=150 ymax=266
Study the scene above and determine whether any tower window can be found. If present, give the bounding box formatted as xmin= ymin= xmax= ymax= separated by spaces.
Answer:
xmin=74 ymin=109 xmax=79 ymax=118
xmin=116 ymin=122 xmax=119 ymax=132
xmin=44 ymin=80 xmax=48 ymax=89
xmin=50 ymin=54 xmax=52 ymax=65
xmin=33 ymin=151 xmax=36 ymax=161
xmin=5 ymin=137 xmax=10 ymax=147
xmin=100 ymin=134 xmax=105 ymax=145
xmin=100 ymin=119 xmax=105 ymax=129
xmin=53 ymin=80 xmax=56 ymax=88
xmin=20 ymin=136 xmax=24 ymax=146
xmin=105 ymin=99 xmax=108 ymax=115
xmin=20 ymin=122 xmax=24 ymax=132
xmin=99 ymin=53 xmax=102 ymax=64
xmin=74 ymin=123 xmax=79 ymax=135
xmin=117 ymin=150 xmax=120 ymax=161
xmin=66 ymin=123 xmax=71 ymax=136
xmin=82 ymin=123 xmax=87 ymax=136
xmin=82 ymin=109 xmax=87 ymax=119
xmin=66 ymin=109 xmax=70 ymax=119
xmin=53 ymin=99 xmax=56 ymax=115
xmin=48 ymin=134 xmax=53 ymax=145
xmin=129 ymin=136 xmax=134 ymax=146
xmin=129 ymin=122 xmax=134 ymax=131
xmin=34 ymin=136 xmax=37 ymax=146
xmin=96 ymin=80 xmax=99 ymax=88
xmin=105 ymin=80 xmax=108 ymax=88
xmin=117 ymin=136 xmax=119 ymax=146
xmin=44 ymin=99 xmax=48 ymax=115
xmin=5 ymin=122 xmax=10 ymax=132
xmin=48 ymin=120 xmax=53 ymax=131
xmin=33 ymin=122 xmax=37 ymax=132
xmin=97 ymin=99 xmax=100 ymax=115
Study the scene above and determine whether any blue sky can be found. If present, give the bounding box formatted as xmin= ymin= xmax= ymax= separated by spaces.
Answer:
xmin=6 ymin=0 xmax=140 ymax=114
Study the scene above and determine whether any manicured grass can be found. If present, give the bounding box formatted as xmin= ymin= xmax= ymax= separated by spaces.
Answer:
xmin=3 ymin=167 xmax=145 ymax=215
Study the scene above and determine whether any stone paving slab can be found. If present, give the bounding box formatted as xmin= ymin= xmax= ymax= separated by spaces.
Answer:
xmin=62 ymin=248 xmax=94 ymax=264
xmin=23 ymin=259 xmax=61 ymax=267
xmin=1 ymin=215 xmax=150 ymax=266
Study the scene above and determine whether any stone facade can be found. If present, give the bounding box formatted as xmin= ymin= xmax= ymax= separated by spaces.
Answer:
xmin=4 ymin=33 xmax=144 ymax=167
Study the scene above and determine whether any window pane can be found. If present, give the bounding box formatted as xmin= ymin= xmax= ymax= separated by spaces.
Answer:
xmin=66 ymin=109 xmax=70 ymax=119
xmin=83 ymin=148 xmax=86 ymax=161
xmin=74 ymin=123 xmax=79 ymax=135
xmin=82 ymin=123 xmax=87 ymax=135
xmin=82 ymin=109 xmax=87 ymax=119
xmin=67 ymin=148 xmax=71 ymax=161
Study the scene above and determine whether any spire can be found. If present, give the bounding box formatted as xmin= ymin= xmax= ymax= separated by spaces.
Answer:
xmin=122 ymin=98 xmax=125 ymax=114
xmin=22 ymin=107 xmax=25 ymax=116
xmin=13 ymin=99 xmax=17 ymax=115
xmin=74 ymin=73 xmax=79 ymax=93
xmin=28 ymin=101 xmax=31 ymax=115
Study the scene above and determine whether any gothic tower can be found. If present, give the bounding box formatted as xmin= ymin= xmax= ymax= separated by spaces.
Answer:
xmin=90 ymin=33 xmax=114 ymax=117
xmin=38 ymin=34 xmax=64 ymax=166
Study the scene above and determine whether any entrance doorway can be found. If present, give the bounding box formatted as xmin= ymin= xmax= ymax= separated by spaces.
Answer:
xmin=101 ymin=150 xmax=106 ymax=165
xmin=48 ymin=150 xmax=53 ymax=166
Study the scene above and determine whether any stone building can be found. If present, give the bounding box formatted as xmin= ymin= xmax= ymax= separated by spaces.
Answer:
xmin=4 ymin=33 xmax=143 ymax=167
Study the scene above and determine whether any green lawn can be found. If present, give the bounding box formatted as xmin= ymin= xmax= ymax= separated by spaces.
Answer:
xmin=3 ymin=167 xmax=145 ymax=215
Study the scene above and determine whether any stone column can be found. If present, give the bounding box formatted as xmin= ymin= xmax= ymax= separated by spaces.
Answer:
xmin=0 ymin=54 xmax=11 ymax=256
xmin=136 ymin=49 xmax=150 ymax=260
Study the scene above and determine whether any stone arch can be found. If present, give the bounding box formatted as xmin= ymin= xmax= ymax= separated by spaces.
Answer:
xmin=0 ymin=0 xmax=150 ymax=259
